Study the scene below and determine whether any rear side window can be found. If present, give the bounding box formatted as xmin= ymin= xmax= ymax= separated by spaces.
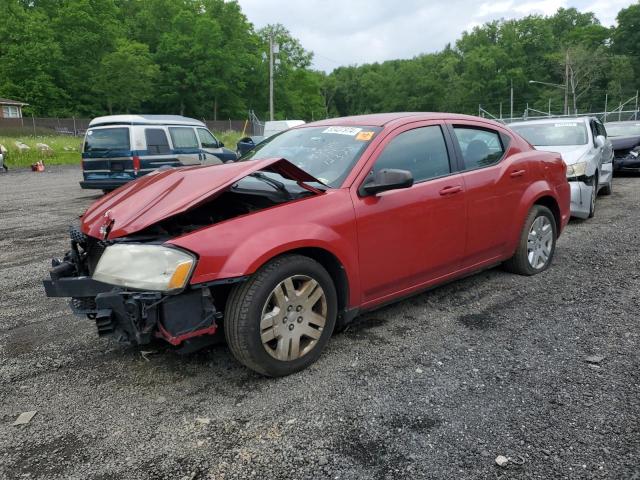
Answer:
xmin=145 ymin=128 xmax=170 ymax=154
xmin=373 ymin=126 xmax=451 ymax=182
xmin=197 ymin=128 xmax=219 ymax=148
xmin=84 ymin=128 xmax=130 ymax=152
xmin=169 ymin=127 xmax=199 ymax=150
xmin=453 ymin=127 xmax=504 ymax=171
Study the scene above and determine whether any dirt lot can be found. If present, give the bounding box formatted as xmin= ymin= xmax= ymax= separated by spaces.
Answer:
xmin=1 ymin=166 xmax=638 ymax=480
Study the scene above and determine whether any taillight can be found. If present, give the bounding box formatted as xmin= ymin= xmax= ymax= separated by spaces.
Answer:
xmin=132 ymin=155 xmax=141 ymax=173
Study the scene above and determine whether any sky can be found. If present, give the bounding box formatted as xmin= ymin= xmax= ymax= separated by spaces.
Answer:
xmin=236 ymin=0 xmax=636 ymax=72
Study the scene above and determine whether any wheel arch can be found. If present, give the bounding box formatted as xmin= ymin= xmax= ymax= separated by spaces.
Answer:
xmin=533 ymin=194 xmax=561 ymax=233
xmin=262 ymin=247 xmax=350 ymax=317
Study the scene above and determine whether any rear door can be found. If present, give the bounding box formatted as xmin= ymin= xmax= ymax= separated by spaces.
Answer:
xmin=447 ymin=122 xmax=529 ymax=266
xmin=352 ymin=122 xmax=467 ymax=305
xmin=168 ymin=127 xmax=201 ymax=166
xmin=83 ymin=126 xmax=134 ymax=181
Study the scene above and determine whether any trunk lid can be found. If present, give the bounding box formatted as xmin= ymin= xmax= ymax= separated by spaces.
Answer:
xmin=81 ymin=158 xmax=322 ymax=239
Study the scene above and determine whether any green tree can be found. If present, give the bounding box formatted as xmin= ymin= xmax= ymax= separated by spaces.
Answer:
xmin=0 ymin=2 xmax=67 ymax=115
xmin=94 ymin=41 xmax=159 ymax=113
xmin=612 ymin=2 xmax=640 ymax=80
xmin=49 ymin=0 xmax=123 ymax=115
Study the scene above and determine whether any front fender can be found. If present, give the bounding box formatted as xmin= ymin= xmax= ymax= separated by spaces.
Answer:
xmin=168 ymin=190 xmax=360 ymax=305
xmin=222 ymin=223 xmax=353 ymax=281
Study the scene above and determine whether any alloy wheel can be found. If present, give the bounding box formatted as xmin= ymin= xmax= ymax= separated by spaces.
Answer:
xmin=527 ymin=216 xmax=553 ymax=269
xmin=259 ymin=275 xmax=327 ymax=361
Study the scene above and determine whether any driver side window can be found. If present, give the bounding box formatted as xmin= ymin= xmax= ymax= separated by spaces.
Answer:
xmin=373 ymin=126 xmax=451 ymax=183
xmin=197 ymin=128 xmax=219 ymax=148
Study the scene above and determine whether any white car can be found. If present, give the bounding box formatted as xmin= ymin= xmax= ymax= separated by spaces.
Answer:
xmin=510 ymin=117 xmax=613 ymax=219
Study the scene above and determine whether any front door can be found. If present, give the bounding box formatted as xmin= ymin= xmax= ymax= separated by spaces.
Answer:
xmin=352 ymin=123 xmax=467 ymax=306
xmin=197 ymin=128 xmax=230 ymax=164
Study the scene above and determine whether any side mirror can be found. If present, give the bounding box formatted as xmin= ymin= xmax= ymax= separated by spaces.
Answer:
xmin=360 ymin=168 xmax=413 ymax=196
xmin=218 ymin=141 xmax=224 ymax=148
xmin=595 ymin=135 xmax=606 ymax=148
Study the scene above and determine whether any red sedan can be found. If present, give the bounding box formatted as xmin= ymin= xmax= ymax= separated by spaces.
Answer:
xmin=44 ymin=113 xmax=570 ymax=376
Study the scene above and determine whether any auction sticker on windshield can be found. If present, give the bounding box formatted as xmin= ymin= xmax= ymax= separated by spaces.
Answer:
xmin=356 ymin=131 xmax=375 ymax=141
xmin=323 ymin=126 xmax=362 ymax=136
xmin=555 ymin=123 xmax=578 ymax=127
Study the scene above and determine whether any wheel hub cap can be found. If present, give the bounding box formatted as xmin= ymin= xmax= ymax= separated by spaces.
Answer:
xmin=527 ymin=216 xmax=553 ymax=269
xmin=260 ymin=275 xmax=327 ymax=361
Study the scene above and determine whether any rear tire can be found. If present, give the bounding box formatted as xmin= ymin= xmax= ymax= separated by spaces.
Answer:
xmin=503 ymin=205 xmax=557 ymax=276
xmin=224 ymin=255 xmax=337 ymax=376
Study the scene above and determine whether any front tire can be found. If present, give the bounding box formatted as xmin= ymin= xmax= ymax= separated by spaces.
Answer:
xmin=503 ymin=205 xmax=557 ymax=276
xmin=588 ymin=177 xmax=598 ymax=218
xmin=224 ymin=255 xmax=337 ymax=376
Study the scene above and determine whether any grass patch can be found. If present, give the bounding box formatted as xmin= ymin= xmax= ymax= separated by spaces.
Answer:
xmin=0 ymin=131 xmax=244 ymax=169
xmin=216 ymin=130 xmax=243 ymax=150
xmin=0 ymin=135 xmax=82 ymax=168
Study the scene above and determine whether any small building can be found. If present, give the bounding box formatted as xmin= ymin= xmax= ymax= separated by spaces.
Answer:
xmin=0 ymin=98 xmax=28 ymax=119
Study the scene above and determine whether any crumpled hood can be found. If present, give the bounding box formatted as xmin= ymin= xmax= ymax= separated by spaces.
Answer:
xmin=81 ymin=158 xmax=321 ymax=239
xmin=533 ymin=145 xmax=590 ymax=165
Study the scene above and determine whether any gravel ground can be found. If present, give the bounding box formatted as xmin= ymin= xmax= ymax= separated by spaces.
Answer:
xmin=1 ymin=166 xmax=639 ymax=480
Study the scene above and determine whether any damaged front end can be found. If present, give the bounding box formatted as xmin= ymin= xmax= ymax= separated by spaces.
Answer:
xmin=43 ymin=227 xmax=222 ymax=352
xmin=43 ymin=158 xmax=327 ymax=352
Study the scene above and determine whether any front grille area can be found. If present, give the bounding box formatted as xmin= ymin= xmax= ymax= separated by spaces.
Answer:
xmin=69 ymin=225 xmax=108 ymax=276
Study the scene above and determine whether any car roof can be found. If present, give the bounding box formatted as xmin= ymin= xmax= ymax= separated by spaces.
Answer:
xmin=509 ymin=117 xmax=591 ymax=127
xmin=89 ymin=115 xmax=205 ymax=127
xmin=302 ymin=112 xmax=504 ymax=128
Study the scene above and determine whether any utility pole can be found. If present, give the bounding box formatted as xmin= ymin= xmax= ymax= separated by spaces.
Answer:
xmin=635 ymin=90 xmax=639 ymax=120
xmin=510 ymin=79 xmax=514 ymax=120
xmin=499 ymin=102 xmax=503 ymax=119
xmin=548 ymin=98 xmax=551 ymax=116
xmin=268 ymin=33 xmax=274 ymax=121
xmin=604 ymin=93 xmax=608 ymax=123
xmin=564 ymin=50 xmax=569 ymax=116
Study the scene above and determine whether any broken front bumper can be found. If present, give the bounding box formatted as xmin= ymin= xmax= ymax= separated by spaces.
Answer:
xmin=613 ymin=154 xmax=640 ymax=172
xmin=43 ymin=229 xmax=222 ymax=351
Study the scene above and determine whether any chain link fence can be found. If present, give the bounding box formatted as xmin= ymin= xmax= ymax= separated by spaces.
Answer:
xmin=0 ymin=116 xmax=264 ymax=137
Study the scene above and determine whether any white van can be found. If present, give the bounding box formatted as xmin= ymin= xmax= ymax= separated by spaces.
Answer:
xmin=81 ymin=115 xmax=238 ymax=191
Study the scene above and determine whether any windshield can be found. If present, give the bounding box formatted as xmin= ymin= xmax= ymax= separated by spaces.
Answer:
xmin=605 ymin=123 xmax=640 ymax=137
xmin=511 ymin=122 xmax=588 ymax=146
xmin=84 ymin=128 xmax=130 ymax=152
xmin=241 ymin=125 xmax=382 ymax=187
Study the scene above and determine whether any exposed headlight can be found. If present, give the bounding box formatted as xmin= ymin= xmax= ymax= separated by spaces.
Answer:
xmin=93 ymin=244 xmax=195 ymax=292
xmin=566 ymin=161 xmax=588 ymax=179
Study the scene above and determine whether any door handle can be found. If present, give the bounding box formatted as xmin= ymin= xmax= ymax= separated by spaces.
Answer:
xmin=510 ymin=169 xmax=526 ymax=178
xmin=439 ymin=185 xmax=463 ymax=196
